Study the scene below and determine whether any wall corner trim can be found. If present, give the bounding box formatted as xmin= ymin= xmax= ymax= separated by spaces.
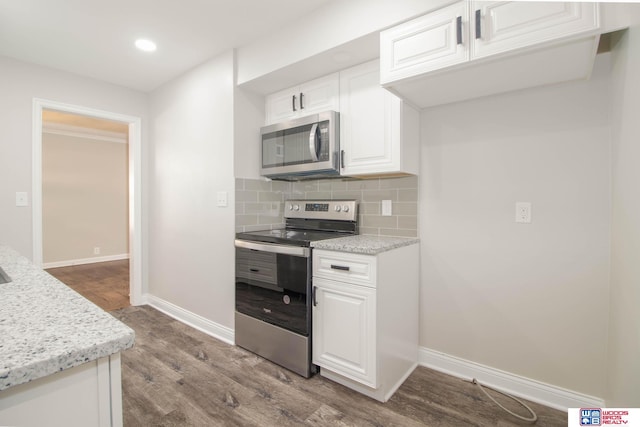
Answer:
xmin=419 ymin=347 xmax=605 ymax=411
xmin=142 ymin=294 xmax=235 ymax=346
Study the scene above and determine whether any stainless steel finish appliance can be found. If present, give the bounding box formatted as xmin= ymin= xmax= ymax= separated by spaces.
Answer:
xmin=260 ymin=111 xmax=340 ymax=180
xmin=235 ymin=199 xmax=358 ymax=377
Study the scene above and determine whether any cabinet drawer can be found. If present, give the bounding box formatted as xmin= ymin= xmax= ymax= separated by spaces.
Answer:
xmin=313 ymin=250 xmax=376 ymax=288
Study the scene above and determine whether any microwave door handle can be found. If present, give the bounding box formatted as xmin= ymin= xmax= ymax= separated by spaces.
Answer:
xmin=308 ymin=123 xmax=319 ymax=162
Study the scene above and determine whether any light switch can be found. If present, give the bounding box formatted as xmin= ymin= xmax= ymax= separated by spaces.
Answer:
xmin=381 ymin=200 xmax=392 ymax=216
xmin=16 ymin=192 xmax=28 ymax=207
xmin=216 ymin=191 xmax=228 ymax=207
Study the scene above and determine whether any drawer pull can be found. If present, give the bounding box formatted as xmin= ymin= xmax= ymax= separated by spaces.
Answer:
xmin=249 ymin=268 xmax=260 ymax=272
xmin=330 ymin=264 xmax=350 ymax=272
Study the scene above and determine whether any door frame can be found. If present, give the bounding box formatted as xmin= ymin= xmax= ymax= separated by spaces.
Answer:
xmin=32 ymin=98 xmax=143 ymax=305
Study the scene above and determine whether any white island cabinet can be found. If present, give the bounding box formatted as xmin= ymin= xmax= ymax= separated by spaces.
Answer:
xmin=0 ymin=245 xmax=134 ymax=427
xmin=311 ymin=237 xmax=419 ymax=402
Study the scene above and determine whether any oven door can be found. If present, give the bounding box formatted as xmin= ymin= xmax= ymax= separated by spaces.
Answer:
xmin=235 ymin=240 xmax=311 ymax=336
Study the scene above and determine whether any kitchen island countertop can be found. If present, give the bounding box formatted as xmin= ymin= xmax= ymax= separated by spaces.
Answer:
xmin=0 ymin=245 xmax=134 ymax=391
xmin=311 ymin=234 xmax=419 ymax=255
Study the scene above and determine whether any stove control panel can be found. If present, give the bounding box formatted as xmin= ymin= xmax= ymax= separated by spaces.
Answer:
xmin=285 ymin=200 xmax=357 ymax=222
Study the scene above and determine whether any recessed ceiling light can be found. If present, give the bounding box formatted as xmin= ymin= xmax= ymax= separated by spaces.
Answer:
xmin=135 ymin=39 xmax=157 ymax=52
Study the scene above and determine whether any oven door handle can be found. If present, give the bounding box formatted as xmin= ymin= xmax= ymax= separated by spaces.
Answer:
xmin=235 ymin=239 xmax=310 ymax=258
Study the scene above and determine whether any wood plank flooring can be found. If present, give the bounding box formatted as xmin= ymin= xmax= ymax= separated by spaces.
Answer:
xmin=111 ymin=305 xmax=567 ymax=427
xmin=47 ymin=259 xmax=130 ymax=311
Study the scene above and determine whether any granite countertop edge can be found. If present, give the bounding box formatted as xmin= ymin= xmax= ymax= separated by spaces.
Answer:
xmin=0 ymin=245 xmax=135 ymax=391
xmin=311 ymin=235 xmax=419 ymax=255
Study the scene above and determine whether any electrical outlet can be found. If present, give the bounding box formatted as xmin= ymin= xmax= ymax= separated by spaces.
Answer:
xmin=381 ymin=200 xmax=392 ymax=216
xmin=515 ymin=202 xmax=532 ymax=224
xmin=93 ymin=247 xmax=101 ymax=255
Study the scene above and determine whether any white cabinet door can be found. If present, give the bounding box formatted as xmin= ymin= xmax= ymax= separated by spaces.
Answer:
xmin=340 ymin=60 xmax=418 ymax=176
xmin=298 ymin=74 xmax=339 ymax=116
xmin=265 ymin=88 xmax=300 ymax=124
xmin=265 ymin=73 xmax=339 ymax=125
xmin=312 ymin=277 xmax=377 ymax=388
xmin=380 ymin=1 xmax=469 ymax=84
xmin=471 ymin=2 xmax=598 ymax=59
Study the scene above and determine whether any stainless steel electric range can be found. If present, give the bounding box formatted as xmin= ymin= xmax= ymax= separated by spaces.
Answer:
xmin=234 ymin=199 xmax=358 ymax=377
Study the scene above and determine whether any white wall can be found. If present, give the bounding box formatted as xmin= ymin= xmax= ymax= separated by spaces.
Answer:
xmin=607 ymin=9 xmax=640 ymax=406
xmin=148 ymin=50 xmax=236 ymax=330
xmin=42 ymin=133 xmax=128 ymax=264
xmin=236 ymin=0 xmax=450 ymax=91
xmin=0 ymin=56 xmax=148 ymax=259
xmin=420 ymin=55 xmax=612 ymax=398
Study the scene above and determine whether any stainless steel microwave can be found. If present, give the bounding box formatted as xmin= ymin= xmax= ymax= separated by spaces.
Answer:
xmin=260 ymin=111 xmax=339 ymax=180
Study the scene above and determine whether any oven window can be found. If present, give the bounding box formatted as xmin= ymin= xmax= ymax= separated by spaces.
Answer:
xmin=235 ymin=247 xmax=311 ymax=336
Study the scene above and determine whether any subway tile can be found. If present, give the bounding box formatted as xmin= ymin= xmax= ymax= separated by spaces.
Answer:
xmin=236 ymin=214 xmax=258 ymax=226
xmin=245 ymin=179 xmax=272 ymax=191
xmin=362 ymin=189 xmax=397 ymax=202
xmin=397 ymin=216 xmax=418 ymax=230
xmin=359 ymin=202 xmax=380 ymax=215
xmin=331 ymin=190 xmax=363 ymax=201
xmin=236 ymin=190 xmax=258 ymax=202
xmin=244 ymin=224 xmax=274 ymax=232
xmin=379 ymin=175 xmax=418 ymax=189
xmin=358 ymin=227 xmax=379 ymax=236
xmin=347 ymin=179 xmax=380 ymax=191
xmin=269 ymin=223 xmax=285 ymax=230
xmin=288 ymin=191 xmax=306 ymax=200
xmin=245 ymin=202 xmax=280 ymax=215
xmin=271 ymin=180 xmax=291 ymax=192
xmin=398 ymin=188 xmax=418 ymax=202
xmin=317 ymin=180 xmax=333 ymax=191
xmin=235 ymin=178 xmax=245 ymax=191
xmin=362 ymin=215 xmax=397 ymax=228
xmin=258 ymin=191 xmax=284 ymax=202
xmin=330 ymin=180 xmax=349 ymax=191
xmin=235 ymin=226 xmax=244 ymax=233
xmin=235 ymin=202 xmax=245 ymax=215
xmin=379 ymin=228 xmax=418 ymax=237
xmin=258 ymin=213 xmax=282 ymax=225
xmin=292 ymin=181 xmax=318 ymax=193
xmin=305 ymin=191 xmax=332 ymax=199
xmin=393 ymin=202 xmax=418 ymax=216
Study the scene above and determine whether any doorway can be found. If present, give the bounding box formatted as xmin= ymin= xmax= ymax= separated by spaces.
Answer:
xmin=32 ymin=99 xmax=143 ymax=306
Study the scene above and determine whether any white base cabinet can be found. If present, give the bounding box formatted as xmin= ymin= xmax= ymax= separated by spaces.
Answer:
xmin=0 ymin=354 xmax=123 ymax=427
xmin=312 ymin=244 xmax=419 ymax=402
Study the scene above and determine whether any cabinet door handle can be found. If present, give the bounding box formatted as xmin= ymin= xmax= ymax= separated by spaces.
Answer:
xmin=330 ymin=264 xmax=350 ymax=271
xmin=456 ymin=16 xmax=462 ymax=45
xmin=341 ymin=150 xmax=345 ymax=169
xmin=313 ymin=286 xmax=318 ymax=306
xmin=300 ymin=92 xmax=304 ymax=109
xmin=475 ymin=9 xmax=481 ymax=39
xmin=292 ymin=94 xmax=297 ymax=112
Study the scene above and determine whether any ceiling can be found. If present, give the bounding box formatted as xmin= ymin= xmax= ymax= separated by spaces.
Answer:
xmin=0 ymin=0 xmax=332 ymax=93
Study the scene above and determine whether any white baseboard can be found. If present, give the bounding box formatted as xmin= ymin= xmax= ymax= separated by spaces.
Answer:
xmin=43 ymin=253 xmax=129 ymax=269
xmin=419 ymin=347 xmax=605 ymax=411
xmin=143 ymin=294 xmax=234 ymax=346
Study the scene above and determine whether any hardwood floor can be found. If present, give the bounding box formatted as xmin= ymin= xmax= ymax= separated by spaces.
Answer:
xmin=111 ymin=305 xmax=567 ymax=427
xmin=47 ymin=259 xmax=130 ymax=311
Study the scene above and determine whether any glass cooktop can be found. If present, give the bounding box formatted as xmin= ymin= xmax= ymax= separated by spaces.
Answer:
xmin=236 ymin=228 xmax=351 ymax=247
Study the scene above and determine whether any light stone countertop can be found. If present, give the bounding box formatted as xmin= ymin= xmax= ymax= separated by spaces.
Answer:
xmin=0 ymin=245 xmax=135 ymax=391
xmin=311 ymin=234 xmax=419 ymax=255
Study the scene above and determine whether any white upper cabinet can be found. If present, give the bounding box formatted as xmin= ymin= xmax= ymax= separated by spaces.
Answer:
xmin=380 ymin=1 xmax=469 ymax=84
xmin=380 ymin=1 xmax=601 ymax=108
xmin=339 ymin=60 xmax=419 ymax=177
xmin=265 ymin=73 xmax=339 ymax=125
xmin=472 ymin=2 xmax=599 ymax=59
